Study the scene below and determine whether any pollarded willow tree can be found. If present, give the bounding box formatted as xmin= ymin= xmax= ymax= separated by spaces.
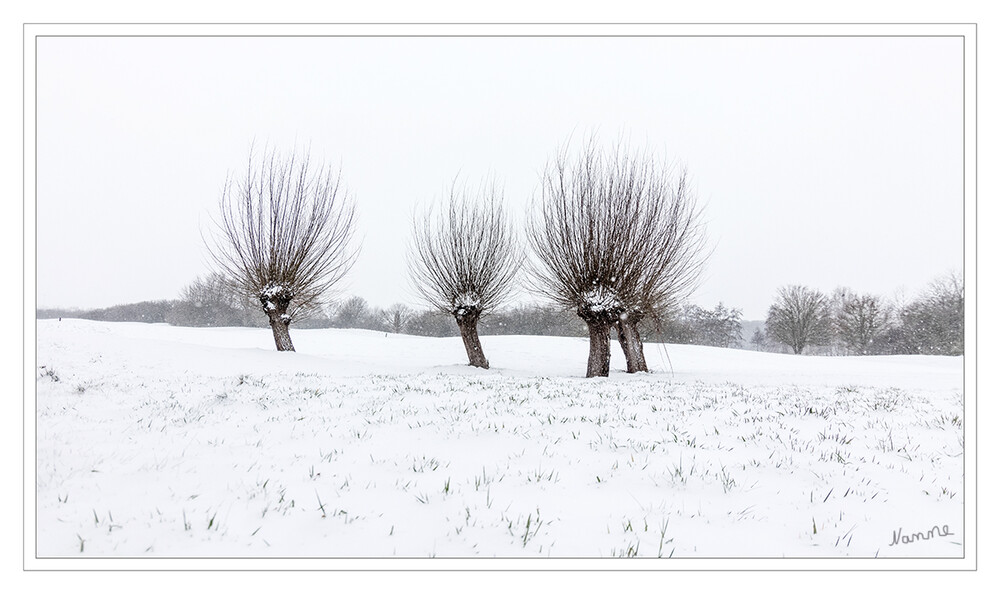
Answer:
xmin=408 ymin=180 xmax=521 ymax=369
xmin=615 ymin=170 xmax=706 ymax=373
xmin=527 ymin=141 xmax=706 ymax=377
xmin=206 ymin=148 xmax=358 ymax=351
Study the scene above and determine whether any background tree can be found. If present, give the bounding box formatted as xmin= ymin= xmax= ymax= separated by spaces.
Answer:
xmin=166 ymin=273 xmax=261 ymax=327
xmin=833 ymin=290 xmax=889 ymax=355
xmin=206 ymin=148 xmax=357 ymax=351
xmin=478 ymin=303 xmax=587 ymax=337
xmin=898 ymin=272 xmax=964 ymax=355
xmin=408 ymin=180 xmax=521 ymax=368
xmin=658 ymin=311 xmax=699 ymax=346
xmin=290 ymin=304 xmax=338 ymax=329
xmin=691 ymin=303 xmax=744 ymax=348
xmin=656 ymin=302 xmax=742 ymax=348
xmin=405 ymin=309 xmax=458 ymax=337
xmin=765 ymin=285 xmax=832 ymax=354
xmin=750 ymin=327 xmax=767 ymax=351
xmin=826 ymin=286 xmax=853 ymax=355
xmin=527 ymin=141 xmax=705 ymax=377
xmin=382 ymin=303 xmax=415 ymax=334
xmin=333 ymin=296 xmax=374 ymax=329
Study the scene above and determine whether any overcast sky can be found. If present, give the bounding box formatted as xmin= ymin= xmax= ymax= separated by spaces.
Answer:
xmin=35 ymin=35 xmax=964 ymax=319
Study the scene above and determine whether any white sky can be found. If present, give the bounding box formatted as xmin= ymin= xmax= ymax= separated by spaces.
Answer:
xmin=35 ymin=35 xmax=964 ymax=319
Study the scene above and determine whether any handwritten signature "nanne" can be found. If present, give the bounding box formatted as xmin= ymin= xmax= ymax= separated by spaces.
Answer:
xmin=889 ymin=524 xmax=953 ymax=546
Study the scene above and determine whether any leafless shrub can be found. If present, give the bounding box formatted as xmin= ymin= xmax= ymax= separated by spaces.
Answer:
xmin=205 ymin=147 xmax=358 ymax=351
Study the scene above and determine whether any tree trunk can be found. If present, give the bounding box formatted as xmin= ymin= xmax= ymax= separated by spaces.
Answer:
xmin=267 ymin=309 xmax=295 ymax=352
xmin=616 ymin=318 xmax=648 ymax=373
xmin=455 ymin=313 xmax=489 ymax=369
xmin=585 ymin=318 xmax=612 ymax=378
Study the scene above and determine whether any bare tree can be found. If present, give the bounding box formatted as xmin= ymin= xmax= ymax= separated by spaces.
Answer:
xmin=405 ymin=309 xmax=458 ymax=337
xmin=408 ymin=180 xmax=521 ymax=368
xmin=765 ymin=285 xmax=832 ymax=354
xmin=167 ymin=273 xmax=261 ymax=327
xmin=527 ymin=141 xmax=706 ymax=377
xmin=898 ymin=272 xmax=964 ymax=355
xmin=383 ymin=303 xmax=415 ymax=334
xmin=616 ymin=171 xmax=706 ymax=372
xmin=182 ymin=273 xmax=259 ymax=312
xmin=206 ymin=148 xmax=357 ymax=351
xmin=333 ymin=296 xmax=373 ymax=329
xmin=833 ymin=291 xmax=889 ymax=355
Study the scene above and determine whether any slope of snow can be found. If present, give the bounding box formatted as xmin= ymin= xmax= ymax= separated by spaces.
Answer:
xmin=34 ymin=319 xmax=964 ymax=559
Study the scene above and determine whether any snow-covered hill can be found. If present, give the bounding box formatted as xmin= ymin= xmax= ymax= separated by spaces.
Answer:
xmin=34 ymin=319 xmax=964 ymax=559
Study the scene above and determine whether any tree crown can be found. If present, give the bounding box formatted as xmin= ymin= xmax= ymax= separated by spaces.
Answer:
xmin=206 ymin=147 xmax=358 ymax=322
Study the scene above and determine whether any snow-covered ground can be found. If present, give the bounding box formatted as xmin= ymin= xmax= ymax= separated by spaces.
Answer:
xmin=34 ymin=319 xmax=964 ymax=558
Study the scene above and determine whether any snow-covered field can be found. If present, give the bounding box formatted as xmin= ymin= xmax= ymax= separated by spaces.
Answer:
xmin=34 ymin=319 xmax=964 ymax=559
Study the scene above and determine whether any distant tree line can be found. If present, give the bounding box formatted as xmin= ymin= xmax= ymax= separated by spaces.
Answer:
xmin=40 ymin=272 xmax=962 ymax=358
xmin=764 ymin=273 xmax=964 ymax=356
xmin=37 ymin=300 xmax=177 ymax=323
xmin=158 ymin=273 xmax=752 ymax=346
xmin=656 ymin=303 xmax=744 ymax=348
xmin=40 ymin=274 xmax=752 ymax=349
xmin=320 ymin=298 xmax=590 ymax=338
xmin=166 ymin=273 xmax=264 ymax=327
